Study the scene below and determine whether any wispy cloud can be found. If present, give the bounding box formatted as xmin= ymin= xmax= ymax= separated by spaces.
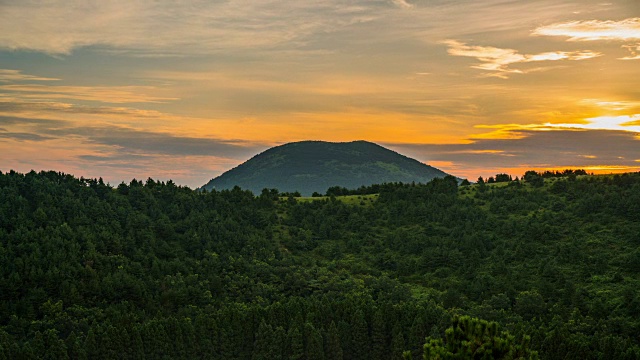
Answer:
xmin=533 ymin=18 xmax=640 ymax=41
xmin=580 ymin=98 xmax=640 ymax=111
xmin=0 ymin=128 xmax=53 ymax=142
xmin=0 ymin=113 xmax=269 ymax=186
xmin=388 ymin=128 xmax=640 ymax=180
xmin=469 ymin=114 xmax=640 ymax=139
xmin=534 ymin=18 xmax=640 ymax=60
xmin=621 ymin=43 xmax=640 ymax=60
xmin=0 ymin=114 xmax=265 ymax=158
xmin=546 ymin=115 xmax=640 ymax=132
xmin=442 ymin=40 xmax=601 ymax=77
xmin=391 ymin=0 xmax=414 ymax=9
xmin=0 ymin=1 xmax=380 ymax=55
xmin=0 ymin=69 xmax=59 ymax=82
xmin=0 ymin=84 xmax=177 ymax=104
xmin=0 ymin=100 xmax=168 ymax=118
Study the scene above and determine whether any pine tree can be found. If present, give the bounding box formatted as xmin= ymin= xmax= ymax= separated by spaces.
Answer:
xmin=324 ymin=321 xmax=343 ymax=360
xmin=351 ymin=309 xmax=370 ymax=360
xmin=337 ymin=320 xmax=353 ymax=360
xmin=65 ymin=331 xmax=87 ymax=360
xmin=370 ymin=308 xmax=388 ymax=360
xmin=422 ymin=316 xmax=539 ymax=359
xmin=252 ymin=320 xmax=277 ymax=360
xmin=129 ymin=327 xmax=145 ymax=360
xmin=273 ymin=326 xmax=287 ymax=360
xmin=287 ymin=326 xmax=304 ymax=360
xmin=84 ymin=328 xmax=100 ymax=360
xmin=391 ymin=322 xmax=406 ymax=360
xmin=43 ymin=329 xmax=68 ymax=360
xmin=304 ymin=322 xmax=324 ymax=360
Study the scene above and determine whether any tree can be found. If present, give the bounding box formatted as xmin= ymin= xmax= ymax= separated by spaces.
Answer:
xmin=523 ymin=171 xmax=544 ymax=187
xmin=304 ymin=323 xmax=324 ymax=360
xmin=411 ymin=316 xmax=538 ymax=360
xmin=287 ymin=326 xmax=304 ymax=360
xmin=495 ymin=174 xmax=512 ymax=183
xmin=351 ymin=309 xmax=370 ymax=360
xmin=252 ymin=320 xmax=279 ymax=360
xmin=325 ymin=321 xmax=343 ymax=360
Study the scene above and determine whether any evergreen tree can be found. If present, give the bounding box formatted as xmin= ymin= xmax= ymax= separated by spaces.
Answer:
xmin=324 ymin=321 xmax=343 ymax=360
xmin=304 ymin=323 xmax=324 ymax=360
xmin=252 ymin=320 xmax=278 ymax=360
xmin=421 ymin=316 xmax=539 ymax=359
xmin=371 ymin=308 xmax=388 ymax=360
xmin=337 ymin=320 xmax=353 ymax=360
xmin=287 ymin=326 xmax=304 ymax=360
xmin=391 ymin=321 xmax=406 ymax=360
xmin=350 ymin=309 xmax=370 ymax=360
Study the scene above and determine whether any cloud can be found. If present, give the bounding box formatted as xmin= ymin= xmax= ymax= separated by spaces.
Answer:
xmin=0 ymin=100 xmax=167 ymax=118
xmin=391 ymin=0 xmax=414 ymax=9
xmin=580 ymin=99 xmax=640 ymax=111
xmin=545 ymin=115 xmax=640 ymax=132
xmin=0 ymin=69 xmax=59 ymax=82
xmin=0 ymin=113 xmax=270 ymax=187
xmin=467 ymin=114 xmax=640 ymax=140
xmin=387 ymin=128 xmax=640 ymax=179
xmin=620 ymin=43 xmax=640 ymax=60
xmin=442 ymin=40 xmax=601 ymax=77
xmin=70 ymin=127 xmax=266 ymax=159
xmin=0 ymin=114 xmax=265 ymax=159
xmin=0 ymin=115 xmax=67 ymax=127
xmin=0 ymin=1 xmax=380 ymax=55
xmin=533 ymin=18 xmax=640 ymax=41
xmin=0 ymin=84 xmax=178 ymax=104
xmin=0 ymin=128 xmax=53 ymax=142
xmin=533 ymin=18 xmax=640 ymax=60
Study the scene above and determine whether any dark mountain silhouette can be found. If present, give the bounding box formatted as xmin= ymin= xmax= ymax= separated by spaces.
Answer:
xmin=201 ymin=140 xmax=454 ymax=195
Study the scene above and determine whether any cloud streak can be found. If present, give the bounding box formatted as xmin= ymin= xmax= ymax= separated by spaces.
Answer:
xmin=0 ymin=100 xmax=168 ymax=118
xmin=546 ymin=115 xmax=640 ymax=133
xmin=0 ymin=114 xmax=265 ymax=159
xmin=0 ymin=69 xmax=59 ymax=82
xmin=388 ymin=128 xmax=640 ymax=179
xmin=0 ymin=84 xmax=177 ymax=104
xmin=533 ymin=18 xmax=640 ymax=41
xmin=0 ymin=1 xmax=381 ymax=55
xmin=442 ymin=40 xmax=601 ymax=77
xmin=534 ymin=18 xmax=640 ymax=60
xmin=391 ymin=0 xmax=414 ymax=9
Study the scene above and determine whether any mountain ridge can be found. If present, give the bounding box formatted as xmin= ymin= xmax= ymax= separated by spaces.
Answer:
xmin=201 ymin=140 xmax=454 ymax=195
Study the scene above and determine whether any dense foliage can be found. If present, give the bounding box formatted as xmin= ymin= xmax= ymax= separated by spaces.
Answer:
xmin=1 ymin=170 xmax=640 ymax=359
xmin=409 ymin=316 xmax=538 ymax=360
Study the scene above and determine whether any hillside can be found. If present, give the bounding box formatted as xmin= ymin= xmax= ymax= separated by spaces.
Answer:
xmin=201 ymin=140 xmax=452 ymax=195
xmin=1 ymin=170 xmax=640 ymax=359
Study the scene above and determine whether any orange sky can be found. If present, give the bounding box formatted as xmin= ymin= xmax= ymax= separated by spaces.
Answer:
xmin=0 ymin=1 xmax=639 ymax=187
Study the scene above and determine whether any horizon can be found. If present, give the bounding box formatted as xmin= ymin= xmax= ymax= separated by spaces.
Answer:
xmin=1 ymin=1 xmax=639 ymax=188
xmin=0 ymin=138 xmax=624 ymax=190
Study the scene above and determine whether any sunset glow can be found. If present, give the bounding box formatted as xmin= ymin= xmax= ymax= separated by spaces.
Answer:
xmin=1 ymin=1 xmax=639 ymax=187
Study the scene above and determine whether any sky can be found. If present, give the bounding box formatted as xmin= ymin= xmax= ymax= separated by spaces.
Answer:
xmin=1 ymin=0 xmax=639 ymax=187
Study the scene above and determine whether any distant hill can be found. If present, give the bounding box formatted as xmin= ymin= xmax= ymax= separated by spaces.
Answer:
xmin=201 ymin=140 xmax=454 ymax=195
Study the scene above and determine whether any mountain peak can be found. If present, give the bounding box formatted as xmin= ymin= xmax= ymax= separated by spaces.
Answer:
xmin=201 ymin=140 xmax=452 ymax=195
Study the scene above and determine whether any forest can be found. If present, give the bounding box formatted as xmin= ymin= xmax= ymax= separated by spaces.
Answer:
xmin=1 ymin=169 xmax=639 ymax=359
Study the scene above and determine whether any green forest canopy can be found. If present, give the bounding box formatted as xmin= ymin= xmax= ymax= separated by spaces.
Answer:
xmin=1 ymin=170 xmax=639 ymax=359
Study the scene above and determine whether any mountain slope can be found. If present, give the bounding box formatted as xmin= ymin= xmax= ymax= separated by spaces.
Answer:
xmin=201 ymin=140 xmax=453 ymax=195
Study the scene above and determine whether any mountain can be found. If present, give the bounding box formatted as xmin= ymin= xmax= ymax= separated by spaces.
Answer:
xmin=201 ymin=140 xmax=454 ymax=195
